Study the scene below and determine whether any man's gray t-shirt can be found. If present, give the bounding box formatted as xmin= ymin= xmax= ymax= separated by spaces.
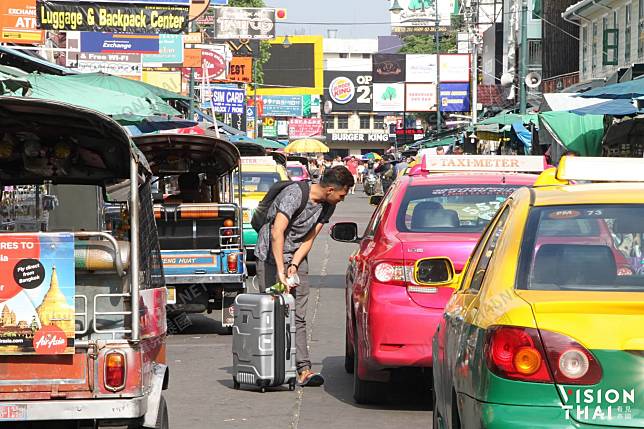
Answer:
xmin=255 ymin=184 xmax=334 ymax=263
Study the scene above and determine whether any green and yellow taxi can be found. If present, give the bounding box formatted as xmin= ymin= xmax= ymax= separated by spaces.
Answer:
xmin=423 ymin=156 xmax=644 ymax=428
xmin=239 ymin=156 xmax=289 ymax=271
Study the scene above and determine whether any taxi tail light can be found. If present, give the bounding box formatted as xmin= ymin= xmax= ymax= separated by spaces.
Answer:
xmin=539 ymin=329 xmax=602 ymax=385
xmin=373 ymin=260 xmax=412 ymax=286
xmin=105 ymin=351 xmax=126 ymax=391
xmin=485 ymin=326 xmax=551 ymax=383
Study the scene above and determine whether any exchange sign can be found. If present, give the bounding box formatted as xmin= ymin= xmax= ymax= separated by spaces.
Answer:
xmin=213 ymin=7 xmax=275 ymax=40
xmin=80 ymin=32 xmax=159 ymax=53
xmin=0 ymin=0 xmax=44 ymax=44
xmin=211 ymin=86 xmax=245 ymax=114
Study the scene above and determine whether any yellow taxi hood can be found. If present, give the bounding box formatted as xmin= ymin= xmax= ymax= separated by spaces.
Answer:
xmin=516 ymin=290 xmax=644 ymax=350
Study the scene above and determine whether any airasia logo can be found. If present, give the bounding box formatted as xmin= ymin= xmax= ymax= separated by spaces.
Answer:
xmin=33 ymin=325 xmax=67 ymax=354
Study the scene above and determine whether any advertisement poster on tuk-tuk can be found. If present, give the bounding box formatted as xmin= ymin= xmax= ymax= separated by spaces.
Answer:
xmin=0 ymin=233 xmax=75 ymax=355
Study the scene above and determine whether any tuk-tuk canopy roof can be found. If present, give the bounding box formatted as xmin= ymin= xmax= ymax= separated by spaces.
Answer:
xmin=0 ymin=97 xmax=148 ymax=185
xmin=234 ymin=141 xmax=267 ymax=157
xmin=133 ymin=134 xmax=240 ymax=178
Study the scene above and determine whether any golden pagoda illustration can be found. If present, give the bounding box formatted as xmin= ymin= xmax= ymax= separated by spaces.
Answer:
xmin=0 ymin=304 xmax=16 ymax=326
xmin=36 ymin=266 xmax=74 ymax=337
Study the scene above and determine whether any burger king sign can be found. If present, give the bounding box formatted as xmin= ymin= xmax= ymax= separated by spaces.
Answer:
xmin=329 ymin=76 xmax=355 ymax=104
xmin=324 ymin=71 xmax=373 ymax=111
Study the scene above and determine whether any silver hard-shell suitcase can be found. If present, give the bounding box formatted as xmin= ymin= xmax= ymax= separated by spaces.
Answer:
xmin=232 ymin=293 xmax=297 ymax=392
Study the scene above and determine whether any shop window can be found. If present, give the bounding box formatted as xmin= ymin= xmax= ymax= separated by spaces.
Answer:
xmin=603 ymin=29 xmax=619 ymax=66
xmin=592 ymin=22 xmax=598 ymax=70
xmin=359 ymin=116 xmax=371 ymax=129
xmin=337 ymin=116 xmax=349 ymax=129
xmin=373 ymin=117 xmax=385 ymax=130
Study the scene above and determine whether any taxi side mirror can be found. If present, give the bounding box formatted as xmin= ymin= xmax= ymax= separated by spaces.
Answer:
xmin=413 ymin=257 xmax=456 ymax=285
xmin=369 ymin=195 xmax=383 ymax=206
xmin=331 ymin=222 xmax=361 ymax=243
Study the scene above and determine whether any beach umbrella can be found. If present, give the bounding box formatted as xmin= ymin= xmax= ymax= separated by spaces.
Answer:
xmin=284 ymin=139 xmax=329 ymax=153
xmin=362 ymin=152 xmax=382 ymax=160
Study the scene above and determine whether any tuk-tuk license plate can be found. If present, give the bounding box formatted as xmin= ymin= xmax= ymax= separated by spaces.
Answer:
xmin=0 ymin=404 xmax=27 ymax=421
xmin=167 ymin=287 xmax=177 ymax=305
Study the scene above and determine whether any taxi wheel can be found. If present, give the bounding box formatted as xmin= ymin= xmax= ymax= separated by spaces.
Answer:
xmin=344 ymin=328 xmax=354 ymax=374
xmin=352 ymin=330 xmax=381 ymax=404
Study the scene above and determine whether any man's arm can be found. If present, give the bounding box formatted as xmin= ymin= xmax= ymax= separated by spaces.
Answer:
xmin=290 ymin=223 xmax=324 ymax=270
xmin=271 ymin=212 xmax=290 ymax=285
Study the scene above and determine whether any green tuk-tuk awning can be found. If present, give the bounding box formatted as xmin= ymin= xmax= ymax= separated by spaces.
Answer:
xmin=63 ymin=72 xmax=189 ymax=101
xmin=539 ymin=111 xmax=604 ymax=156
xmin=17 ymin=73 xmax=181 ymax=120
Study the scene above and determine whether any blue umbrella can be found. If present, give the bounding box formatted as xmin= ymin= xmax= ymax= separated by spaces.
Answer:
xmin=571 ymin=98 xmax=639 ymax=116
xmin=577 ymin=76 xmax=644 ymax=99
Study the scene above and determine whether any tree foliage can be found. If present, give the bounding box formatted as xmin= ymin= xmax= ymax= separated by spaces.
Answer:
xmin=399 ymin=33 xmax=458 ymax=54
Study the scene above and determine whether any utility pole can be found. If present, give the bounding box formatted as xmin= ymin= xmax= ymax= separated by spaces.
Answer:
xmin=435 ymin=0 xmax=442 ymax=133
xmin=188 ymin=22 xmax=196 ymax=120
xmin=253 ymin=56 xmax=258 ymax=138
xmin=471 ymin=41 xmax=478 ymax=124
xmin=519 ymin=0 xmax=528 ymax=114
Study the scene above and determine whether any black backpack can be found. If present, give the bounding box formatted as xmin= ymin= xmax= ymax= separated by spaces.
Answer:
xmin=251 ymin=181 xmax=309 ymax=232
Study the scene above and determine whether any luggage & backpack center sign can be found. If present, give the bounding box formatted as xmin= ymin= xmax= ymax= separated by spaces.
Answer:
xmin=0 ymin=233 xmax=75 ymax=355
xmin=36 ymin=1 xmax=189 ymax=34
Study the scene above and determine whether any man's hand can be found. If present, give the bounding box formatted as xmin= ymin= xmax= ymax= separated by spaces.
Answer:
xmin=287 ymin=264 xmax=298 ymax=278
xmin=278 ymin=270 xmax=289 ymax=288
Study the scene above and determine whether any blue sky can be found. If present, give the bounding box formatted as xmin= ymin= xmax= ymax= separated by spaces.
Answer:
xmin=265 ymin=0 xmax=391 ymax=38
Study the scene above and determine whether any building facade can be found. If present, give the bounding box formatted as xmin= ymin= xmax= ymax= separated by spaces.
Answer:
xmin=323 ymin=37 xmax=393 ymax=157
xmin=565 ymin=0 xmax=644 ymax=82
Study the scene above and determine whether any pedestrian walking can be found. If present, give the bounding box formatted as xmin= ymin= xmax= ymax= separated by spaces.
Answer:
xmin=345 ymin=156 xmax=359 ymax=194
xmin=255 ymin=166 xmax=355 ymax=387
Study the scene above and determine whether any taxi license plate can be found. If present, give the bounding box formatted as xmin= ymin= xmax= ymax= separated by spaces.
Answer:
xmin=242 ymin=210 xmax=251 ymax=223
xmin=166 ymin=287 xmax=176 ymax=305
xmin=0 ymin=404 xmax=27 ymax=421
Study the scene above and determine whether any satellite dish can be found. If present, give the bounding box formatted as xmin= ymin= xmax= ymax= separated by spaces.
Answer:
xmin=525 ymin=72 xmax=542 ymax=88
xmin=500 ymin=73 xmax=514 ymax=87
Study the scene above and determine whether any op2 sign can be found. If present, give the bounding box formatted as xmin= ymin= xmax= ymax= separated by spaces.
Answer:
xmin=211 ymin=87 xmax=245 ymax=114
xmin=323 ymin=71 xmax=373 ymax=112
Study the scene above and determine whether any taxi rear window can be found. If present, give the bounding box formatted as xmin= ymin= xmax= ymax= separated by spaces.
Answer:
xmin=518 ymin=204 xmax=644 ymax=292
xmin=236 ymin=172 xmax=281 ymax=193
xmin=396 ymin=184 xmax=520 ymax=233
xmin=287 ymin=166 xmax=305 ymax=176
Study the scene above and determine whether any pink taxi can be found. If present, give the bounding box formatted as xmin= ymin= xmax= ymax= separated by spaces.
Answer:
xmin=330 ymin=155 xmax=545 ymax=404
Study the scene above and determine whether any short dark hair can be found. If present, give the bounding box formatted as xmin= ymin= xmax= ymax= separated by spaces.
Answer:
xmin=320 ymin=166 xmax=355 ymax=189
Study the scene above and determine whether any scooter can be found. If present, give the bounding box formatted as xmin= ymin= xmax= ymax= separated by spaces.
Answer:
xmin=363 ymin=173 xmax=378 ymax=196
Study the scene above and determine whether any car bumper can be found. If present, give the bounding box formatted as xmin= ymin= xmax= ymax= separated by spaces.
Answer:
xmin=366 ymin=286 xmax=443 ymax=369
xmin=0 ymin=396 xmax=146 ymax=422
xmin=462 ymin=396 xmax=605 ymax=429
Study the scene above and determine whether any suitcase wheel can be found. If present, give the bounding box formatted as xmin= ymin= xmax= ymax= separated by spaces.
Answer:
xmin=260 ymin=387 xmax=266 ymax=393
xmin=288 ymin=380 xmax=296 ymax=391
xmin=233 ymin=377 xmax=240 ymax=390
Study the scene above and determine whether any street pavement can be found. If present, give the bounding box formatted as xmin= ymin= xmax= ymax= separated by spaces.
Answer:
xmin=164 ymin=187 xmax=433 ymax=428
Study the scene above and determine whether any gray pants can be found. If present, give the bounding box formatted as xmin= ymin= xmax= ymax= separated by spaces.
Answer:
xmin=256 ymin=259 xmax=310 ymax=374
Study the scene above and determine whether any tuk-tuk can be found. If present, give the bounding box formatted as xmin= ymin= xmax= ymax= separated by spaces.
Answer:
xmin=132 ymin=134 xmax=244 ymax=328
xmin=234 ymin=143 xmax=289 ymax=274
xmin=0 ymin=97 xmax=169 ymax=428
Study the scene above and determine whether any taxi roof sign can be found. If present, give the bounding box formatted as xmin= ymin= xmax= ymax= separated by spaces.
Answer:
xmin=557 ymin=156 xmax=644 ymax=182
xmin=241 ymin=156 xmax=277 ymax=166
xmin=420 ymin=155 xmax=546 ymax=173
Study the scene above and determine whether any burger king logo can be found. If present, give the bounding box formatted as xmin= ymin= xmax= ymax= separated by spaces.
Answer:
xmin=329 ymin=77 xmax=355 ymax=104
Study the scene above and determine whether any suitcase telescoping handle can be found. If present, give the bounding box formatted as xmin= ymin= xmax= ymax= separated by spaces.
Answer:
xmin=278 ymin=294 xmax=293 ymax=357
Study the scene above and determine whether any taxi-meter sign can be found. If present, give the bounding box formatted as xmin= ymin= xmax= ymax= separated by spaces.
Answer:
xmin=421 ymin=155 xmax=546 ymax=173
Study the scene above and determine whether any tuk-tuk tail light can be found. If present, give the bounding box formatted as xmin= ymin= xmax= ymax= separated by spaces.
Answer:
xmin=105 ymin=351 xmax=126 ymax=392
